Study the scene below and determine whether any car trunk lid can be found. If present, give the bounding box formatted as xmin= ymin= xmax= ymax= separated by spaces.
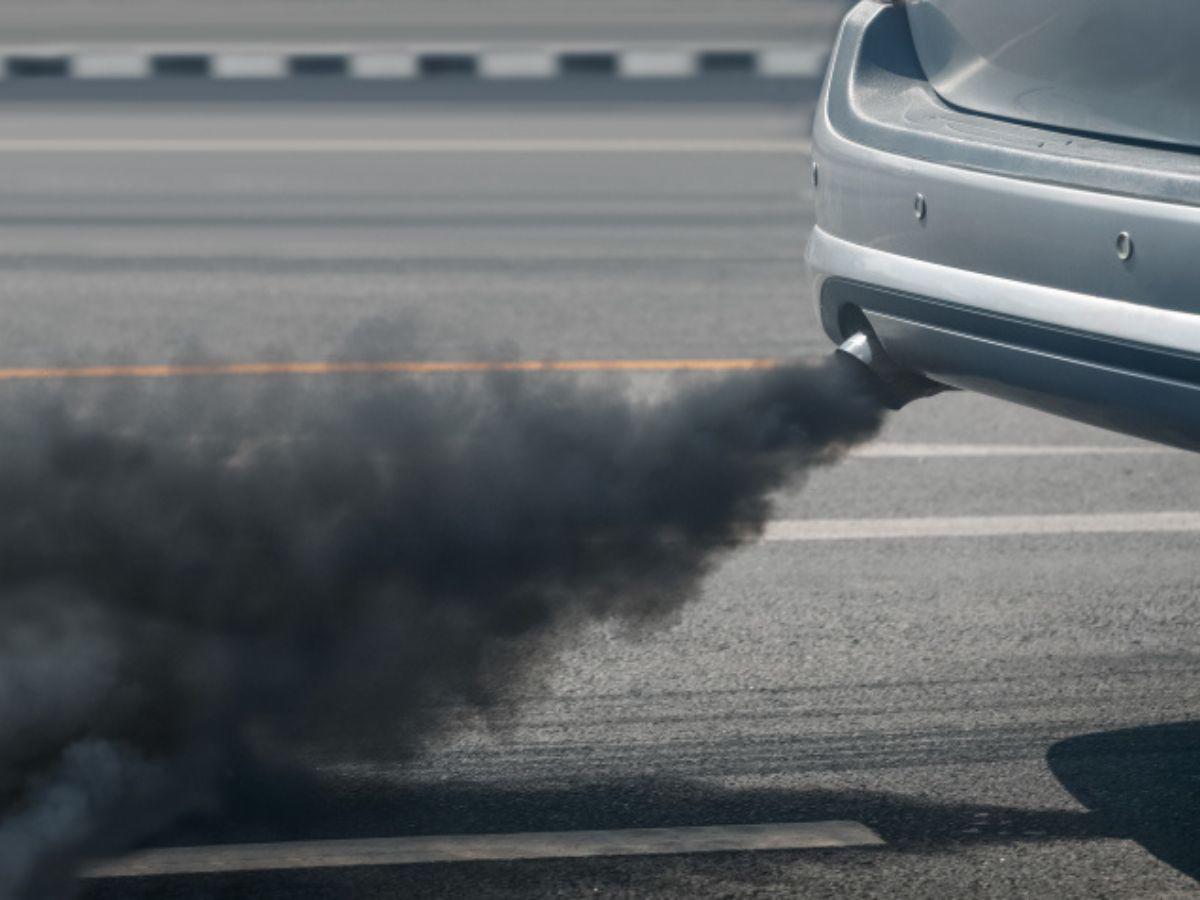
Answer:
xmin=905 ymin=0 xmax=1200 ymax=150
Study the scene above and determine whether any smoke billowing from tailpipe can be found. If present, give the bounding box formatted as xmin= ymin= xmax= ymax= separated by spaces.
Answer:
xmin=0 ymin=351 xmax=896 ymax=897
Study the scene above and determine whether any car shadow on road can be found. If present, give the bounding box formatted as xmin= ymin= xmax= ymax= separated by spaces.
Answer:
xmin=1048 ymin=720 xmax=1200 ymax=883
xmin=150 ymin=762 xmax=1101 ymax=848
xmin=81 ymin=742 xmax=1200 ymax=899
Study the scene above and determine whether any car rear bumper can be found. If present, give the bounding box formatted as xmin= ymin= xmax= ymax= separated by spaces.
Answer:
xmin=807 ymin=0 xmax=1200 ymax=449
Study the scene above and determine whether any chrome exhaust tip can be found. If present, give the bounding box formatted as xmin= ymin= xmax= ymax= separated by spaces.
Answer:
xmin=836 ymin=329 xmax=947 ymax=410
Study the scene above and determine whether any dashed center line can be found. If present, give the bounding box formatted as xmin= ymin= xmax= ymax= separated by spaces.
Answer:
xmin=86 ymin=820 xmax=885 ymax=878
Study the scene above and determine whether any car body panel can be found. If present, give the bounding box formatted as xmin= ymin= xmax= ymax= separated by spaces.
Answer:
xmin=821 ymin=276 xmax=1200 ymax=450
xmin=808 ymin=1 xmax=1200 ymax=449
xmin=906 ymin=0 xmax=1200 ymax=149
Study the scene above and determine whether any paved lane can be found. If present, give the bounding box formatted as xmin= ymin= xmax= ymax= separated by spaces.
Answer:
xmin=0 ymin=0 xmax=849 ymax=45
xmin=3 ymin=102 xmax=1194 ymax=898
xmin=0 ymin=105 xmax=816 ymax=366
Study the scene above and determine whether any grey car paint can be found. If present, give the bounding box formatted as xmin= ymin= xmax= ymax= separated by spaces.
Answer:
xmin=807 ymin=1 xmax=1200 ymax=449
xmin=906 ymin=0 xmax=1200 ymax=149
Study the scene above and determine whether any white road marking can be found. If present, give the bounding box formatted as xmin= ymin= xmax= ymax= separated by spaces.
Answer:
xmin=0 ymin=138 xmax=809 ymax=154
xmin=757 ymin=47 xmax=827 ymax=77
xmin=850 ymin=443 xmax=1175 ymax=459
xmin=350 ymin=53 xmax=418 ymax=79
xmin=620 ymin=50 xmax=697 ymax=79
xmin=481 ymin=51 xmax=557 ymax=79
xmin=762 ymin=511 xmax=1200 ymax=542
xmin=213 ymin=53 xmax=287 ymax=79
xmin=71 ymin=54 xmax=151 ymax=79
xmin=86 ymin=821 xmax=884 ymax=878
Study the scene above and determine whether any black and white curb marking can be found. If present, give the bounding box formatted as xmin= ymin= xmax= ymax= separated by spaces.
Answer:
xmin=0 ymin=45 xmax=827 ymax=81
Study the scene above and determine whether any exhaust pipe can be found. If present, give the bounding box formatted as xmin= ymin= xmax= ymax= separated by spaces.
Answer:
xmin=836 ymin=328 xmax=946 ymax=410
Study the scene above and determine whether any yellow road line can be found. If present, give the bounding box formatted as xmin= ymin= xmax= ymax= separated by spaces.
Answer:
xmin=0 ymin=358 xmax=780 ymax=381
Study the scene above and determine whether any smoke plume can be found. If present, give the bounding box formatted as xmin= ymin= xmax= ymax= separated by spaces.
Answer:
xmin=0 ymin=352 xmax=887 ymax=897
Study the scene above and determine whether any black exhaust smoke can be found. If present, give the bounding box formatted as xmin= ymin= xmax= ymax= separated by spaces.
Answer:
xmin=0 ymin=350 xmax=898 ymax=897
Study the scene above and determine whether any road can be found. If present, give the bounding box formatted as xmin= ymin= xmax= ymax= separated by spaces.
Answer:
xmin=1 ymin=98 xmax=1196 ymax=898
xmin=0 ymin=0 xmax=849 ymax=45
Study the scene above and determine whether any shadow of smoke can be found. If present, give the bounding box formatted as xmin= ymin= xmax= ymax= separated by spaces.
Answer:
xmin=126 ymin=766 xmax=1105 ymax=849
xmin=80 ymin=767 xmax=1164 ymax=899
xmin=1048 ymin=720 xmax=1200 ymax=883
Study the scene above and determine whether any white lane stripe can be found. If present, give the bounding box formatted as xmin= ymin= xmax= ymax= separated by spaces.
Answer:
xmin=480 ymin=51 xmax=557 ymax=79
xmin=213 ymin=53 xmax=287 ymax=79
xmin=762 ymin=512 xmax=1200 ymax=542
xmin=757 ymin=47 xmax=827 ymax=77
xmin=850 ymin=443 xmax=1175 ymax=459
xmin=620 ymin=50 xmax=697 ymax=79
xmin=350 ymin=53 xmax=417 ymax=79
xmin=71 ymin=54 xmax=150 ymax=79
xmin=86 ymin=821 xmax=884 ymax=878
xmin=0 ymin=138 xmax=810 ymax=154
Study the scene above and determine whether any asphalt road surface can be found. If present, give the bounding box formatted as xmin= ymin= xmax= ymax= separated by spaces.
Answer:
xmin=2 ymin=97 xmax=1197 ymax=898
xmin=0 ymin=0 xmax=849 ymax=45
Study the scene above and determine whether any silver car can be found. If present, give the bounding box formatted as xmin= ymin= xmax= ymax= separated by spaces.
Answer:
xmin=808 ymin=0 xmax=1200 ymax=449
